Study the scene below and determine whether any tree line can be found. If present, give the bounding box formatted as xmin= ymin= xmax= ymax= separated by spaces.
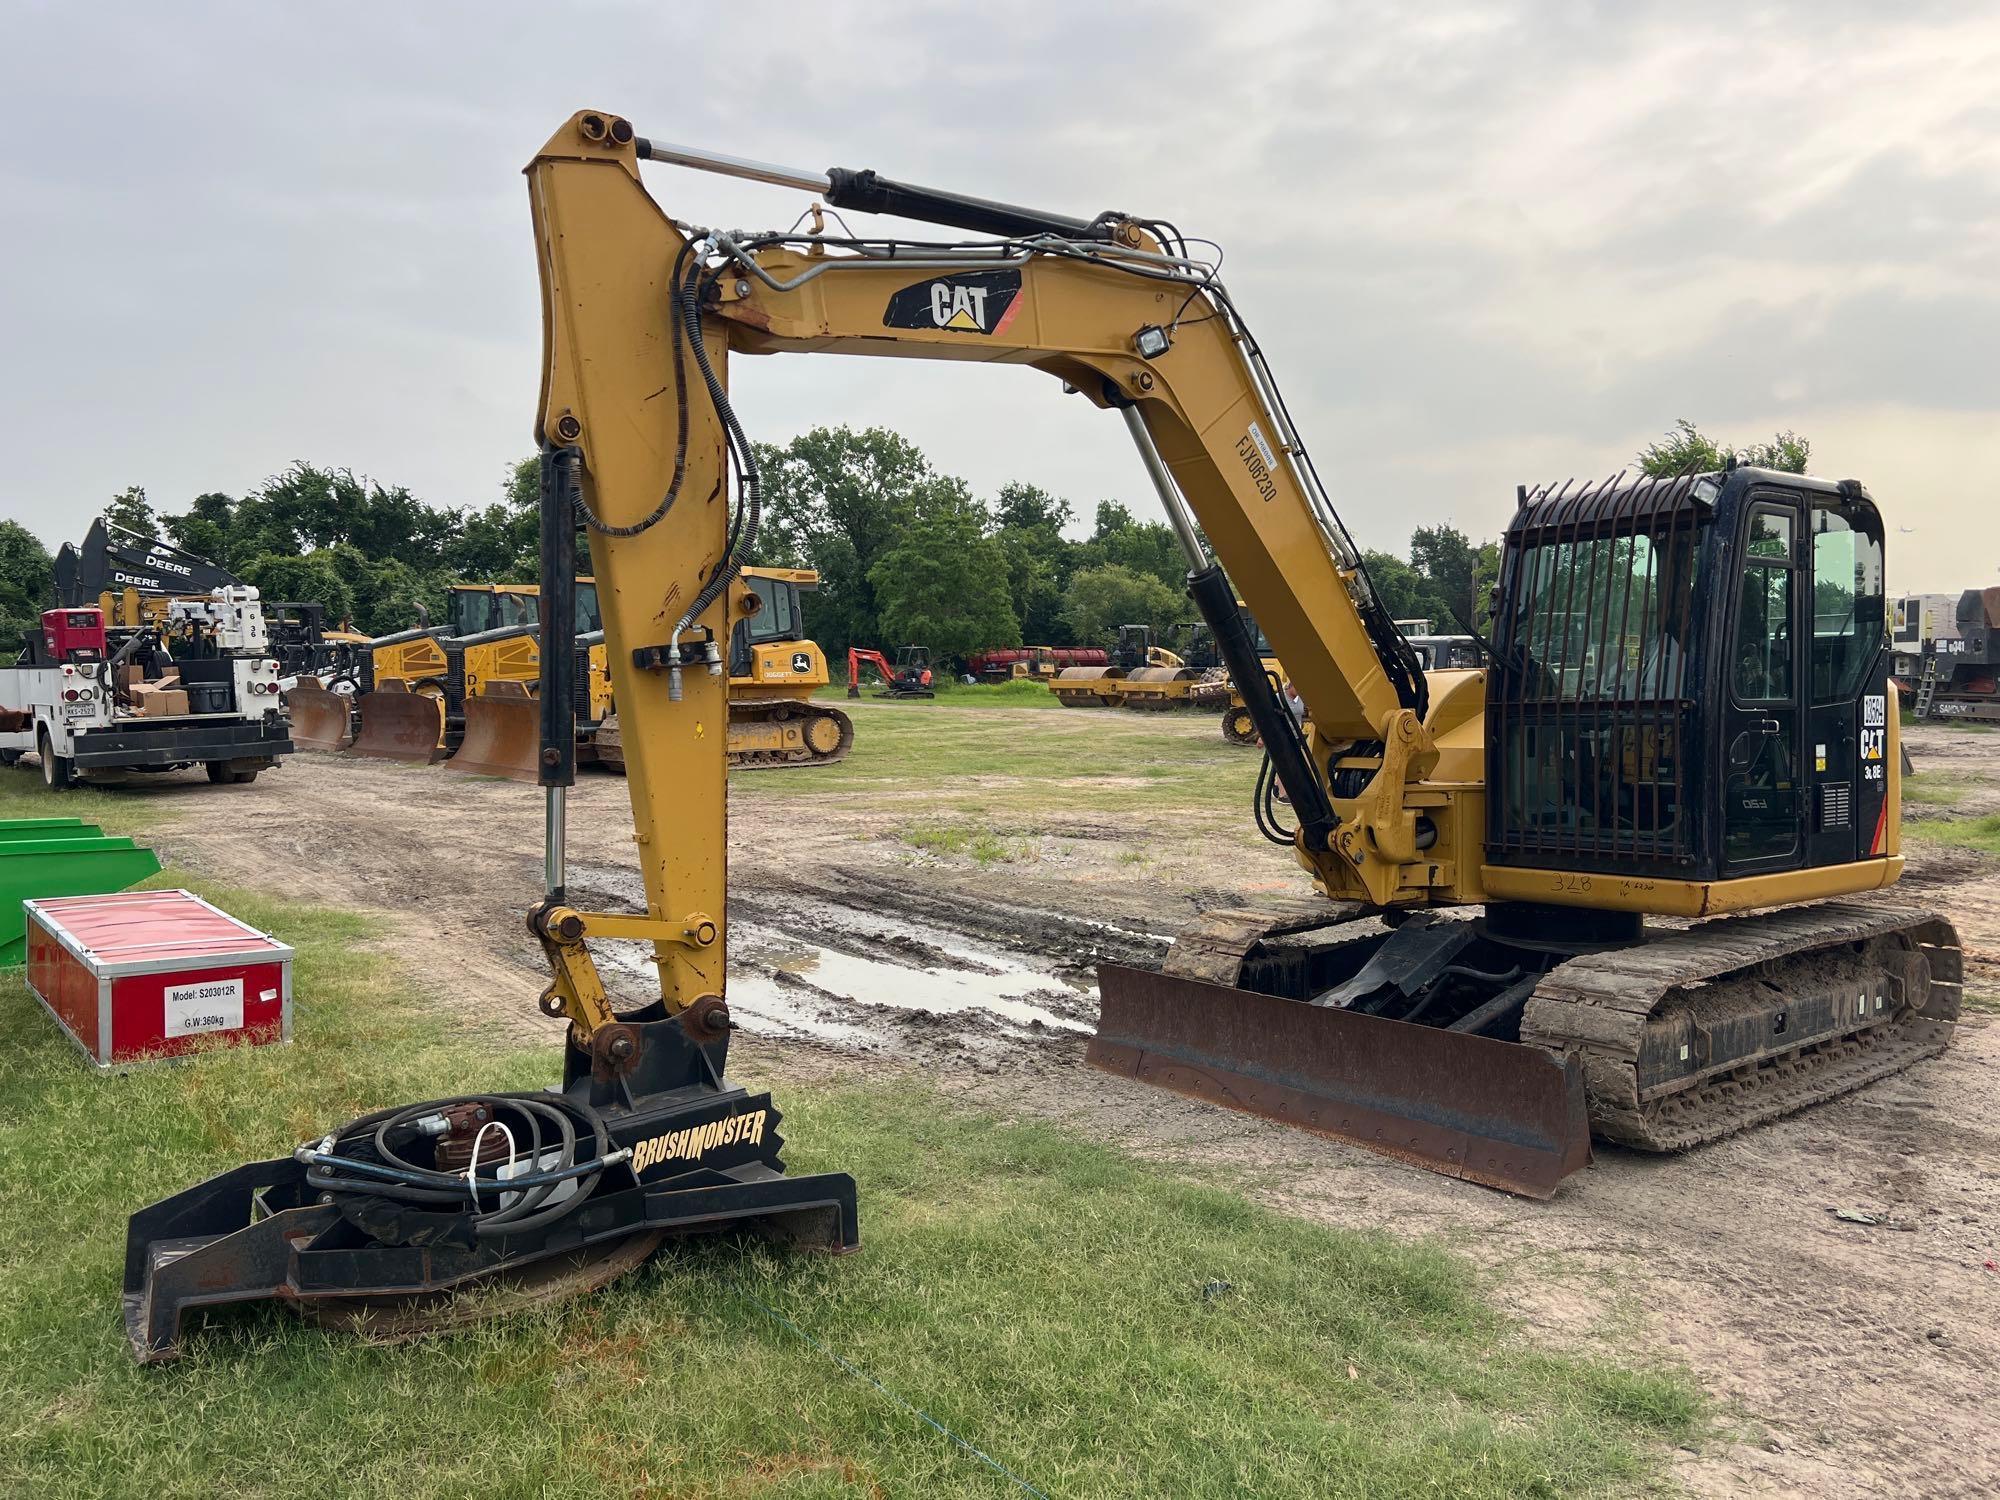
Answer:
xmin=0 ymin=419 xmax=1804 ymax=660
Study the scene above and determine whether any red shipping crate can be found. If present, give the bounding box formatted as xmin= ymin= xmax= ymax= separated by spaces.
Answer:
xmin=25 ymin=889 xmax=292 ymax=1068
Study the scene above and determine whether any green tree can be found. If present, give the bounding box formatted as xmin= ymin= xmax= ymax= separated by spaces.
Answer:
xmin=991 ymin=482 xmax=1077 ymax=644
xmin=227 ymin=463 xmax=454 ymax=571
xmin=1359 ymin=550 xmax=1448 ymax=627
xmin=867 ymin=480 xmax=1019 ymax=659
xmin=239 ymin=552 xmax=356 ymax=626
xmin=1061 ymin=563 xmax=1185 ymax=647
xmin=161 ymin=492 xmax=237 ymax=566
xmin=0 ymin=521 xmax=53 ymax=655
xmin=752 ymin=427 xmax=939 ymax=656
xmin=1070 ymin=500 xmax=1184 ymax=590
xmin=1638 ymin=419 xmax=1810 ymax=476
xmin=1409 ymin=524 xmax=1480 ymax=631
xmin=104 ymin=485 xmax=156 ymax=536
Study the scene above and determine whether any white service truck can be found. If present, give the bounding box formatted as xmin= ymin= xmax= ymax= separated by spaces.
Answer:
xmin=1 ymin=590 xmax=292 ymax=789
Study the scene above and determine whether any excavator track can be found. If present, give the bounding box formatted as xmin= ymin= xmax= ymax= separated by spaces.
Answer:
xmin=1519 ymin=900 xmax=1960 ymax=1151
xmin=1129 ymin=896 xmax=1960 ymax=1168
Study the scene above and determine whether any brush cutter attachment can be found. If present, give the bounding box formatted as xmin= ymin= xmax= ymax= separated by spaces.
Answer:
xmin=123 ymin=1002 xmax=858 ymax=1363
xmin=444 ymin=682 xmax=541 ymax=782
xmin=282 ymin=682 xmax=355 ymax=752
xmin=345 ymin=684 xmax=447 ymax=764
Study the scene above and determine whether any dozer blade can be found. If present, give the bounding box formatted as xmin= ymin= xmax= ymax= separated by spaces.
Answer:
xmin=283 ymin=682 xmax=354 ymax=752
xmin=345 ymin=689 xmax=446 ymax=764
xmin=444 ymin=683 xmax=540 ymax=782
xmin=1089 ymin=963 xmax=1592 ymax=1198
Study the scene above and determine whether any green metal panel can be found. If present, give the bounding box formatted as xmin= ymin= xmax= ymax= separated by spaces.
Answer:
xmin=0 ymin=818 xmax=99 ymax=842
xmin=0 ymin=824 xmax=162 ymax=964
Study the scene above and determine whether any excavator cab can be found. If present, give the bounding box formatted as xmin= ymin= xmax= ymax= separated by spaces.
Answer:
xmin=1487 ymin=468 xmax=1891 ymax=884
xmin=893 ymin=645 xmax=933 ymax=689
xmin=728 ymin=569 xmax=810 ymax=676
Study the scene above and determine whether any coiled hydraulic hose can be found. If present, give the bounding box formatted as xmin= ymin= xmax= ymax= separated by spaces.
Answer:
xmin=296 ymin=1093 xmax=624 ymax=1241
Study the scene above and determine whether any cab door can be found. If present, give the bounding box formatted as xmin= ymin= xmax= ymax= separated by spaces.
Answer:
xmin=1722 ymin=498 xmax=1806 ymax=871
xmin=1805 ymin=502 xmax=1888 ymax=867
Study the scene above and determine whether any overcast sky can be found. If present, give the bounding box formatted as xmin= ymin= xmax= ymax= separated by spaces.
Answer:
xmin=4 ymin=1 xmax=1995 ymax=592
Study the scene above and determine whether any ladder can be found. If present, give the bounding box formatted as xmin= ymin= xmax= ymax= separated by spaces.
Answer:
xmin=1914 ymin=652 xmax=1940 ymax=720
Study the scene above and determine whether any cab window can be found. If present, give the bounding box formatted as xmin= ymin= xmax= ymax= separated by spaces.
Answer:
xmin=574 ymin=581 xmax=602 ymax=635
xmin=1733 ymin=507 xmax=1794 ymax=702
xmin=748 ymin=577 xmax=796 ymax=642
xmin=1809 ymin=507 xmax=1884 ymax=704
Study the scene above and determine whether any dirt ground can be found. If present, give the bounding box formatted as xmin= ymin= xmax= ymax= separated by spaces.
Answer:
xmin=121 ymin=711 xmax=1998 ymax=1499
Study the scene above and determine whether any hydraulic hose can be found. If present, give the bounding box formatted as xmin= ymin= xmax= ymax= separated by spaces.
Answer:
xmin=298 ymin=1093 xmax=621 ymax=1241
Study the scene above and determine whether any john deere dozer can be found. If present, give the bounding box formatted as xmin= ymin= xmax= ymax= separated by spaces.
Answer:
xmin=122 ymin=113 xmax=1957 ymax=1362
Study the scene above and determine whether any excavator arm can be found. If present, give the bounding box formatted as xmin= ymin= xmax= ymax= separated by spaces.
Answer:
xmin=526 ymin=112 xmax=1473 ymax=977
xmin=518 ymin=113 xmax=1594 ymax=1201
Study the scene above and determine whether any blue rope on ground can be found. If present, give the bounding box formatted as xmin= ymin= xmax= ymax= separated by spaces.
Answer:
xmin=736 ymin=1285 xmax=1052 ymax=1499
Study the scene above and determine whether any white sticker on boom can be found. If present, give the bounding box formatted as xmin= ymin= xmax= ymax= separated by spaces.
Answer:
xmin=1246 ymin=420 xmax=1278 ymax=469
xmin=165 ymin=977 xmax=244 ymax=1037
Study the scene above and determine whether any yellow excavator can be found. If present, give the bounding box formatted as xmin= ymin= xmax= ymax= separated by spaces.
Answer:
xmin=123 ymin=112 xmax=1958 ymax=1360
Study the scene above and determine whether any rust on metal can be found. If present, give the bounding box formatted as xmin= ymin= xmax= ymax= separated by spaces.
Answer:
xmin=444 ymin=682 xmax=541 ymax=782
xmin=345 ymin=688 xmax=447 ymax=764
xmin=284 ymin=683 xmax=354 ymax=752
xmin=1089 ymin=963 xmax=1593 ymax=1197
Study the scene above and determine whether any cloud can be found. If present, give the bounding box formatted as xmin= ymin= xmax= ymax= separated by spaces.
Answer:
xmin=1 ymin=1 xmax=1995 ymax=593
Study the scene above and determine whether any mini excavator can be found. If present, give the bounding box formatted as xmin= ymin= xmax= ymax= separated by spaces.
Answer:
xmin=122 ymin=111 xmax=1958 ymax=1360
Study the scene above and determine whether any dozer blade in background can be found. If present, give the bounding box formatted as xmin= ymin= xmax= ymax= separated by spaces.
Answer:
xmin=444 ymin=682 xmax=540 ymax=782
xmin=283 ymin=682 xmax=354 ymax=752
xmin=1089 ymin=963 xmax=1592 ymax=1198
xmin=345 ymin=687 xmax=446 ymax=764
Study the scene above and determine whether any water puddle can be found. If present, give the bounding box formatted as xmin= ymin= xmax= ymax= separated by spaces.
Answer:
xmin=577 ymin=869 xmax=1104 ymax=1050
xmin=732 ymin=919 xmax=1093 ymax=1040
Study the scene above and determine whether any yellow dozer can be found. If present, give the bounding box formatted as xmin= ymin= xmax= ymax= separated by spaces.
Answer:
xmin=418 ymin=569 xmax=848 ymax=780
xmin=597 ymin=567 xmax=853 ymax=772
xmin=340 ymin=588 xmax=543 ymax=764
xmin=280 ymin=625 xmax=372 ymax=751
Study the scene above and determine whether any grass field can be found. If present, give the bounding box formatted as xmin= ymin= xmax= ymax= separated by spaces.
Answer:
xmin=764 ymin=699 xmax=1259 ymax=833
xmin=0 ymin=773 xmax=1705 ymax=1497
xmin=1905 ymin=811 xmax=2000 ymax=856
